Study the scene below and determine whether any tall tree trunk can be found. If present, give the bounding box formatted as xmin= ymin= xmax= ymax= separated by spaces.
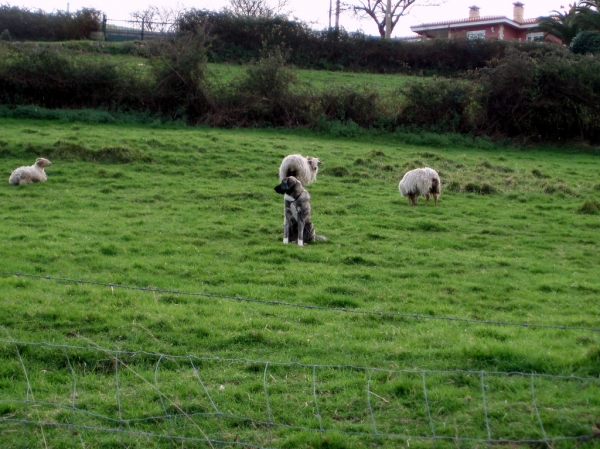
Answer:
xmin=385 ymin=0 xmax=391 ymax=39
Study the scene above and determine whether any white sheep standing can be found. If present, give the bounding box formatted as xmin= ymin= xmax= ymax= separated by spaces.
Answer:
xmin=8 ymin=158 xmax=52 ymax=185
xmin=278 ymin=154 xmax=322 ymax=186
xmin=399 ymin=167 xmax=441 ymax=207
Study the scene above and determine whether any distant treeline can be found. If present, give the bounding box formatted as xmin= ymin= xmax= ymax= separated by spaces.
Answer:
xmin=0 ymin=4 xmax=101 ymax=41
xmin=0 ymin=6 xmax=555 ymax=76
xmin=178 ymin=10 xmax=551 ymax=76
xmin=1 ymin=33 xmax=600 ymax=143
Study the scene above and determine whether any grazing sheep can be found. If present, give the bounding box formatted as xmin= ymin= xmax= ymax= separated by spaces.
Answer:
xmin=8 ymin=158 xmax=52 ymax=185
xmin=399 ymin=167 xmax=441 ymax=207
xmin=278 ymin=154 xmax=322 ymax=186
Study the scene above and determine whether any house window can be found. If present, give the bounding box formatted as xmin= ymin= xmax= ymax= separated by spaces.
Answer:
xmin=467 ymin=30 xmax=486 ymax=40
xmin=526 ymin=32 xmax=544 ymax=42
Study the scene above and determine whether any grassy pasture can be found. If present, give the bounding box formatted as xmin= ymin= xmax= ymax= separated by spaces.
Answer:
xmin=206 ymin=63 xmax=424 ymax=93
xmin=0 ymin=118 xmax=599 ymax=447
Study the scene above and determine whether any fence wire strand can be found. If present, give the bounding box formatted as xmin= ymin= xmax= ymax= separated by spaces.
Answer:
xmin=422 ymin=371 xmax=437 ymax=448
xmin=2 ymin=271 xmax=598 ymax=333
xmin=531 ymin=374 xmax=549 ymax=444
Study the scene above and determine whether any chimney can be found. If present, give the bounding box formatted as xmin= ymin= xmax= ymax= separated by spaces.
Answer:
xmin=469 ymin=6 xmax=480 ymax=20
xmin=513 ymin=2 xmax=524 ymax=23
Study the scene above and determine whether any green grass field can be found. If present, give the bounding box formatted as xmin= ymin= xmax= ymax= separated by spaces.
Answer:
xmin=206 ymin=63 xmax=424 ymax=93
xmin=0 ymin=118 xmax=599 ymax=448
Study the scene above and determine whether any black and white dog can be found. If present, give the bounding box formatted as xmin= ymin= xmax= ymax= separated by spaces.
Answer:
xmin=274 ymin=176 xmax=317 ymax=246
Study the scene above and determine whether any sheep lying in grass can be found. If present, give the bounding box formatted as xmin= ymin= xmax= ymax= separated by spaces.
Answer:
xmin=399 ymin=167 xmax=441 ymax=207
xmin=8 ymin=158 xmax=52 ymax=185
xmin=279 ymin=154 xmax=323 ymax=186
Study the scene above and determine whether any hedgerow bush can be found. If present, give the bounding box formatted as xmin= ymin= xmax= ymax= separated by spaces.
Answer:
xmin=0 ymin=43 xmax=146 ymax=110
xmin=0 ymin=5 xmax=101 ymax=41
xmin=395 ymin=47 xmax=600 ymax=141
xmin=397 ymin=79 xmax=482 ymax=133
xmin=148 ymin=25 xmax=213 ymax=122
xmin=478 ymin=48 xmax=600 ymax=141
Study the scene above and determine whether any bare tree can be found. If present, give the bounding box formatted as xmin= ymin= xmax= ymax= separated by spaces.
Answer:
xmin=330 ymin=0 xmax=342 ymax=30
xmin=130 ymin=4 xmax=186 ymax=33
xmin=227 ymin=0 xmax=291 ymax=18
xmin=349 ymin=0 xmax=443 ymax=39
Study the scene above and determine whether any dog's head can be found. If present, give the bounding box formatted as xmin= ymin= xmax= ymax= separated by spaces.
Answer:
xmin=274 ymin=176 xmax=302 ymax=195
xmin=306 ymin=157 xmax=322 ymax=172
xmin=35 ymin=158 xmax=52 ymax=168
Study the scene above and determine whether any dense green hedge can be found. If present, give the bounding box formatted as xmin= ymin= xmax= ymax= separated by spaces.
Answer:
xmin=0 ymin=5 xmax=101 ymax=41
xmin=179 ymin=10 xmax=555 ymax=75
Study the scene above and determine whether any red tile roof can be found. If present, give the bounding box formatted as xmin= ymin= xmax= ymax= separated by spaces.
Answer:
xmin=412 ymin=16 xmax=538 ymax=29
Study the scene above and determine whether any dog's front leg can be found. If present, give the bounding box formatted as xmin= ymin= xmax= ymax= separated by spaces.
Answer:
xmin=297 ymin=215 xmax=305 ymax=247
xmin=283 ymin=200 xmax=290 ymax=244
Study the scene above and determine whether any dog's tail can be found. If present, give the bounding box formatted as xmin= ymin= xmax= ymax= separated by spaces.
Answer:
xmin=313 ymin=235 xmax=327 ymax=242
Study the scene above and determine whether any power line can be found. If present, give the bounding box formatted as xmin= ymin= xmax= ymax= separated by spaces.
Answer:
xmin=1 ymin=271 xmax=598 ymax=333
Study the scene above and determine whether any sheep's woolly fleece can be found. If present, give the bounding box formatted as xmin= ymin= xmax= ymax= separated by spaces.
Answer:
xmin=399 ymin=167 xmax=441 ymax=206
xmin=8 ymin=158 xmax=52 ymax=185
xmin=278 ymin=154 xmax=322 ymax=186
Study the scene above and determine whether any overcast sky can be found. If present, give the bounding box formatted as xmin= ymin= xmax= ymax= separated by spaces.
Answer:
xmin=7 ymin=0 xmax=567 ymax=37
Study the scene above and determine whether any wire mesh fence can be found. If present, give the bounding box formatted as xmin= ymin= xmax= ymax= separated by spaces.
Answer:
xmin=1 ymin=271 xmax=599 ymax=447
xmin=99 ymin=16 xmax=177 ymax=42
xmin=0 ymin=339 xmax=599 ymax=448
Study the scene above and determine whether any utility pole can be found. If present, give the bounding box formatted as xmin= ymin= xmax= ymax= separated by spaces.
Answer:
xmin=335 ymin=0 xmax=340 ymax=31
xmin=384 ymin=0 xmax=391 ymax=39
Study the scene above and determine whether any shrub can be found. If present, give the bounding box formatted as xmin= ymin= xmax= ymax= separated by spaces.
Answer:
xmin=0 ymin=44 xmax=146 ymax=110
xmin=148 ymin=25 xmax=212 ymax=122
xmin=0 ymin=5 xmax=101 ymax=41
xmin=478 ymin=49 xmax=600 ymax=141
xmin=398 ymin=79 xmax=483 ymax=133
xmin=570 ymin=30 xmax=600 ymax=55
xmin=235 ymin=48 xmax=298 ymax=101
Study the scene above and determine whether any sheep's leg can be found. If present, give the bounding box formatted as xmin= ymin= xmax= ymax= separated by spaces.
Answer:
xmin=434 ymin=194 xmax=439 ymax=207
xmin=425 ymin=194 xmax=430 ymax=206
